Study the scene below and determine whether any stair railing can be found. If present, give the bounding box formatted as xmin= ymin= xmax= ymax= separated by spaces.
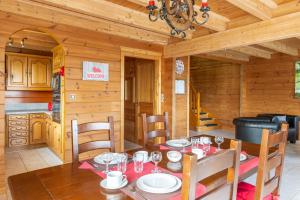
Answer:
xmin=190 ymin=85 xmax=201 ymax=126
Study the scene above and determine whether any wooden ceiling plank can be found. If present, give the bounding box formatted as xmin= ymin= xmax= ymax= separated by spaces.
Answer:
xmin=164 ymin=12 xmax=300 ymax=58
xmin=225 ymin=0 xmax=272 ymax=20
xmin=206 ymin=50 xmax=250 ymax=62
xmin=260 ymin=0 xmax=278 ymax=9
xmin=232 ymin=46 xmax=272 ymax=59
xmin=0 ymin=0 xmax=169 ymax=45
xmin=259 ymin=40 xmax=299 ymax=56
xmin=126 ymin=0 xmax=230 ymax=31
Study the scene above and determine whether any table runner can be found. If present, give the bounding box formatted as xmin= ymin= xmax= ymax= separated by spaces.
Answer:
xmin=79 ymin=150 xmax=258 ymax=200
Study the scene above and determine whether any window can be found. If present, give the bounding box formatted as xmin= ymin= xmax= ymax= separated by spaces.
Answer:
xmin=295 ymin=61 xmax=300 ymax=98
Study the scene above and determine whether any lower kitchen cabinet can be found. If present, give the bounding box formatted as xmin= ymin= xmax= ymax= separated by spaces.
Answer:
xmin=30 ymin=114 xmax=46 ymax=144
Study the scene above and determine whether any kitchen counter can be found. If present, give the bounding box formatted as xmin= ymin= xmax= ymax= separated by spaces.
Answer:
xmin=5 ymin=110 xmax=52 ymax=115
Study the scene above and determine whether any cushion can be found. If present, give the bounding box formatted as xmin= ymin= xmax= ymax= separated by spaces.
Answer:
xmin=272 ymin=116 xmax=287 ymax=124
xmin=237 ymin=182 xmax=277 ymax=200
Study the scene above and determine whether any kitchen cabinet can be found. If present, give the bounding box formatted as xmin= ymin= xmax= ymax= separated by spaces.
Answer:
xmin=6 ymin=53 xmax=52 ymax=91
xmin=6 ymin=54 xmax=28 ymax=89
xmin=6 ymin=114 xmax=29 ymax=147
xmin=29 ymin=114 xmax=46 ymax=144
xmin=28 ymin=57 xmax=52 ymax=89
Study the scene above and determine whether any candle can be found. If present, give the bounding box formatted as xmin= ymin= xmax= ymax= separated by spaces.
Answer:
xmin=201 ymin=0 xmax=208 ymax=7
xmin=149 ymin=0 xmax=155 ymax=6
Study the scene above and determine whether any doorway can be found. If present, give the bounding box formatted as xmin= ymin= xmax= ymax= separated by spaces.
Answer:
xmin=121 ymin=47 xmax=162 ymax=151
xmin=124 ymin=57 xmax=155 ymax=147
xmin=4 ymin=29 xmax=64 ymax=188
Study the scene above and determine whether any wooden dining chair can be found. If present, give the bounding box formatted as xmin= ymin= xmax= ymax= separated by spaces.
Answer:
xmin=182 ymin=139 xmax=241 ymax=200
xmin=237 ymin=123 xmax=288 ymax=200
xmin=141 ymin=112 xmax=170 ymax=146
xmin=71 ymin=116 xmax=115 ymax=163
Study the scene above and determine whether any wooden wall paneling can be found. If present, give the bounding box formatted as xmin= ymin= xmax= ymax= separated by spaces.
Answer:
xmin=162 ymin=58 xmax=173 ymax=135
xmin=0 ymin=34 xmax=8 ymax=199
xmin=172 ymin=56 xmax=190 ymax=139
xmin=190 ymin=57 xmax=241 ymax=130
xmin=241 ymin=53 xmax=300 ymax=118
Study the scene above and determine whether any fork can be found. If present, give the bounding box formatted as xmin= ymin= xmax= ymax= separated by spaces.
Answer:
xmin=130 ymin=184 xmax=147 ymax=200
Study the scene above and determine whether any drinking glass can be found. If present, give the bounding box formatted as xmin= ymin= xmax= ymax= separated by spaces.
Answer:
xmin=202 ymin=137 xmax=211 ymax=156
xmin=102 ymin=152 xmax=113 ymax=174
xmin=215 ymin=136 xmax=224 ymax=151
xmin=191 ymin=138 xmax=198 ymax=149
xmin=117 ymin=153 xmax=128 ymax=173
xmin=151 ymin=151 xmax=162 ymax=173
xmin=133 ymin=152 xmax=144 ymax=173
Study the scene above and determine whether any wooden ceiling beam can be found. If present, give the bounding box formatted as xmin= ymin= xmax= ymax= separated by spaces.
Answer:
xmin=225 ymin=0 xmax=272 ymax=20
xmin=260 ymin=0 xmax=278 ymax=9
xmin=232 ymin=46 xmax=272 ymax=59
xmin=259 ymin=41 xmax=299 ymax=56
xmin=126 ymin=0 xmax=230 ymax=31
xmin=206 ymin=50 xmax=250 ymax=62
xmin=164 ymin=12 xmax=300 ymax=58
xmin=0 ymin=0 xmax=169 ymax=45
xmin=30 ymin=0 xmax=173 ymax=35
xmin=272 ymin=0 xmax=300 ymax=17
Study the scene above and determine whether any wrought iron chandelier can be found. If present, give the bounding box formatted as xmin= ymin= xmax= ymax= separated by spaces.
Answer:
xmin=146 ymin=0 xmax=210 ymax=38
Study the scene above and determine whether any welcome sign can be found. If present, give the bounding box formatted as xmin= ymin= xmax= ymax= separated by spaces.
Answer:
xmin=83 ymin=61 xmax=109 ymax=81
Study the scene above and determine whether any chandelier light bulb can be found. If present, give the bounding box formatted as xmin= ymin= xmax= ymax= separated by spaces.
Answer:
xmin=8 ymin=37 xmax=13 ymax=46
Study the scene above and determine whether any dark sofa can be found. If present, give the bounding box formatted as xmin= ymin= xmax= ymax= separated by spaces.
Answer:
xmin=257 ymin=114 xmax=300 ymax=143
xmin=233 ymin=117 xmax=279 ymax=144
xmin=233 ymin=114 xmax=299 ymax=144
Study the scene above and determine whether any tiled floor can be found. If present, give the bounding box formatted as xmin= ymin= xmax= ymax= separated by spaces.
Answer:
xmin=191 ymin=129 xmax=300 ymax=200
xmin=5 ymin=147 xmax=63 ymax=200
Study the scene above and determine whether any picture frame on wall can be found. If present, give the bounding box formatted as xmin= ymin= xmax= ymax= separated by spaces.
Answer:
xmin=295 ymin=61 xmax=300 ymax=98
xmin=175 ymin=80 xmax=185 ymax=94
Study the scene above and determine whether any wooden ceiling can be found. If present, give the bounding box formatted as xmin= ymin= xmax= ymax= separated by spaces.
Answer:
xmin=0 ymin=0 xmax=299 ymax=60
xmin=6 ymin=29 xmax=58 ymax=52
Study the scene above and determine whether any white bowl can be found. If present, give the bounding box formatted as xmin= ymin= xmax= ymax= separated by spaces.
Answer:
xmin=167 ymin=151 xmax=182 ymax=162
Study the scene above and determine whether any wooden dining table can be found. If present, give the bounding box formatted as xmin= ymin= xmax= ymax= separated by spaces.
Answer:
xmin=8 ymin=135 xmax=261 ymax=200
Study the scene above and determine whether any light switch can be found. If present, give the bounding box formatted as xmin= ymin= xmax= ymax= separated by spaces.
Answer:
xmin=69 ymin=94 xmax=76 ymax=101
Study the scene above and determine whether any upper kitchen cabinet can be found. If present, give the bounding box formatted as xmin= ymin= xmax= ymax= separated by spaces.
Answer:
xmin=6 ymin=53 xmax=52 ymax=91
xmin=28 ymin=56 xmax=52 ymax=89
xmin=6 ymin=54 xmax=28 ymax=89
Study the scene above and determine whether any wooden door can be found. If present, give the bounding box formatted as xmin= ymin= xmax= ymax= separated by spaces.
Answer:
xmin=6 ymin=54 xmax=28 ymax=89
xmin=53 ymin=122 xmax=62 ymax=158
xmin=135 ymin=59 xmax=154 ymax=144
xmin=30 ymin=118 xmax=46 ymax=144
xmin=28 ymin=56 xmax=52 ymax=89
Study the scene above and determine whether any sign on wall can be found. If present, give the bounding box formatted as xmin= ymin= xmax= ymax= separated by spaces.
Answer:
xmin=295 ymin=61 xmax=300 ymax=98
xmin=83 ymin=61 xmax=109 ymax=81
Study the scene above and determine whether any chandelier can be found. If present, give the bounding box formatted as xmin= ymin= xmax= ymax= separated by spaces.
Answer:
xmin=146 ymin=0 xmax=210 ymax=38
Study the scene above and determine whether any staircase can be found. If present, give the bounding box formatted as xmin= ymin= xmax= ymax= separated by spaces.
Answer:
xmin=190 ymin=86 xmax=220 ymax=132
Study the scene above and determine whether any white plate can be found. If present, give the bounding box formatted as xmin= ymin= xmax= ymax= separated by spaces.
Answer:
xmin=166 ymin=139 xmax=191 ymax=148
xmin=240 ymin=153 xmax=247 ymax=161
xmin=94 ymin=153 xmax=120 ymax=165
xmin=100 ymin=178 xmax=128 ymax=190
xmin=137 ymin=173 xmax=182 ymax=194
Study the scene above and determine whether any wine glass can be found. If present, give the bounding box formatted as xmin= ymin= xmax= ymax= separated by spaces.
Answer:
xmin=102 ymin=152 xmax=113 ymax=174
xmin=151 ymin=151 xmax=162 ymax=173
xmin=180 ymin=136 xmax=189 ymax=153
xmin=215 ymin=136 xmax=224 ymax=151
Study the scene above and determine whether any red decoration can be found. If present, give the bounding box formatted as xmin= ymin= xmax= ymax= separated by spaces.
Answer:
xmin=48 ymin=102 xmax=53 ymax=111
xmin=149 ymin=0 xmax=155 ymax=6
xmin=59 ymin=66 xmax=65 ymax=76
xmin=201 ymin=2 xmax=208 ymax=7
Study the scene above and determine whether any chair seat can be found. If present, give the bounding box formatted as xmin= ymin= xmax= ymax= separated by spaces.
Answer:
xmin=237 ymin=182 xmax=278 ymax=200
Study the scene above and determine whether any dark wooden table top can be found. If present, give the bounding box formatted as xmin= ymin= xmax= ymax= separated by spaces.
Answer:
xmin=8 ymin=135 xmax=260 ymax=200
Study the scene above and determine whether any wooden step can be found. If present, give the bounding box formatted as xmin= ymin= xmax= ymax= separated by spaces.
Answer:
xmin=195 ymin=123 xmax=220 ymax=132
xmin=199 ymin=119 xmax=215 ymax=126
xmin=200 ymin=118 xmax=212 ymax=121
